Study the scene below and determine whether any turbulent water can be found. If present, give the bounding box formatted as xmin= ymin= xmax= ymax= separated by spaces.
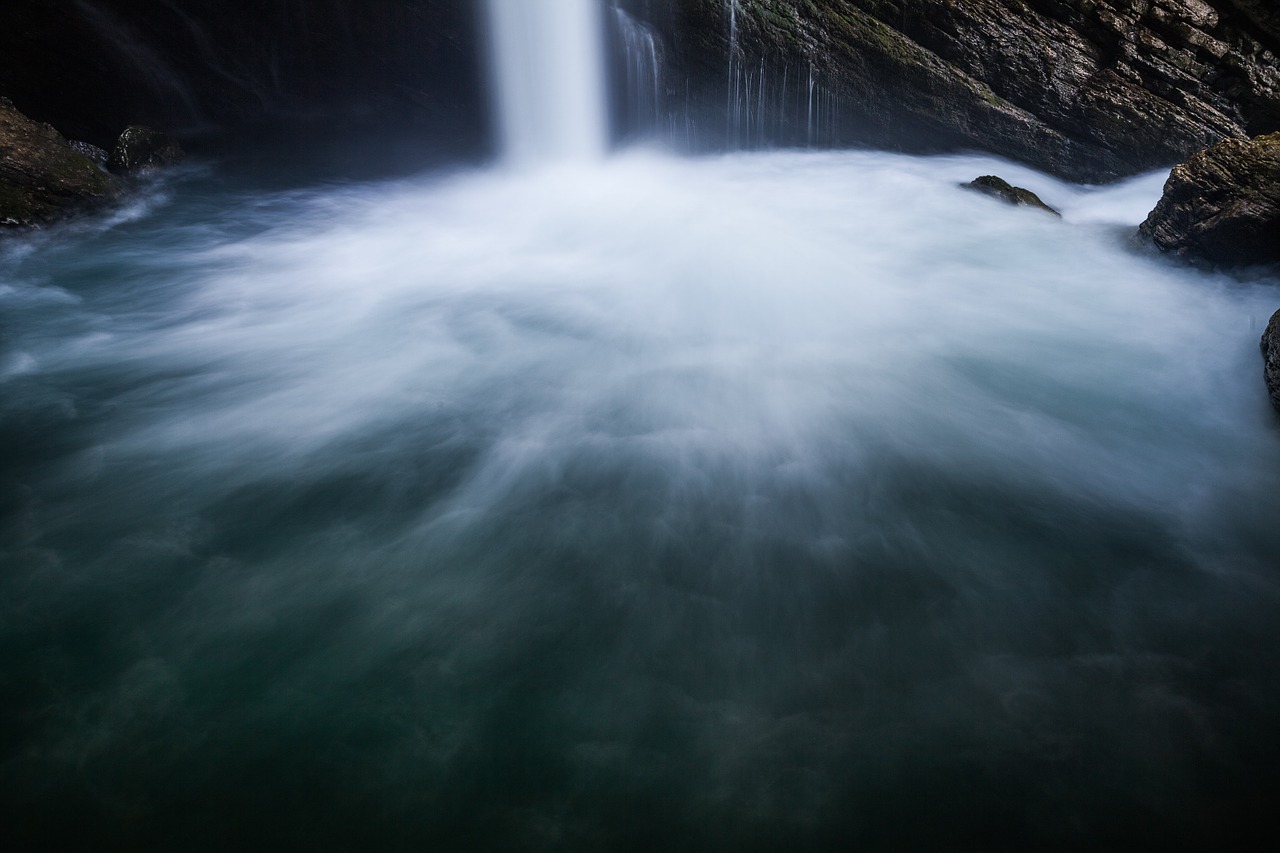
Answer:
xmin=2 ymin=150 xmax=1279 ymax=851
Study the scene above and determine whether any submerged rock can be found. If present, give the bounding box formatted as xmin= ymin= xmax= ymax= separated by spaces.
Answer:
xmin=965 ymin=176 xmax=1060 ymax=216
xmin=1264 ymin=309 xmax=1280 ymax=414
xmin=107 ymin=125 xmax=184 ymax=175
xmin=1139 ymin=133 xmax=1280 ymax=266
xmin=1 ymin=97 xmax=117 ymax=227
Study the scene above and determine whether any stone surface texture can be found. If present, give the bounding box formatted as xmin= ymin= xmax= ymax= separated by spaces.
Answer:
xmin=1140 ymin=132 xmax=1280 ymax=266
xmin=630 ymin=0 xmax=1280 ymax=180
xmin=1 ymin=98 xmax=116 ymax=226
xmin=108 ymin=125 xmax=185 ymax=174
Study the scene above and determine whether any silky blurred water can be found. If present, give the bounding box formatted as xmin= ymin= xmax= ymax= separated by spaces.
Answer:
xmin=2 ymin=150 xmax=1279 ymax=851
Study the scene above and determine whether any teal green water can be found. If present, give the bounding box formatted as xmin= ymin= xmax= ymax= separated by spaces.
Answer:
xmin=3 ymin=151 xmax=1279 ymax=850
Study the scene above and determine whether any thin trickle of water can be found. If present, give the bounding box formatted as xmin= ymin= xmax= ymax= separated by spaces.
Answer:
xmin=725 ymin=0 xmax=741 ymax=145
xmin=807 ymin=62 xmax=816 ymax=144
xmin=614 ymin=6 xmax=664 ymax=136
xmin=714 ymin=3 xmax=843 ymax=151
xmin=725 ymin=0 xmax=738 ymax=55
xmin=756 ymin=58 xmax=766 ymax=141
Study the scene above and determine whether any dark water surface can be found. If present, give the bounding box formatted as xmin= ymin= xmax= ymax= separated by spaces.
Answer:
xmin=2 ymin=151 xmax=1279 ymax=851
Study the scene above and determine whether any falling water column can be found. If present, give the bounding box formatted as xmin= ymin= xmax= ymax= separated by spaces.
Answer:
xmin=486 ymin=0 xmax=609 ymax=164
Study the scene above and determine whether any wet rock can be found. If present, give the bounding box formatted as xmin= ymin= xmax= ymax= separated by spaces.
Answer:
xmin=69 ymin=139 xmax=108 ymax=165
xmin=1229 ymin=0 xmax=1280 ymax=45
xmin=1139 ymin=133 xmax=1280 ymax=266
xmin=1 ymin=97 xmax=117 ymax=227
xmin=107 ymin=125 xmax=185 ymax=175
xmin=1264 ymin=309 xmax=1280 ymax=414
xmin=965 ymin=176 xmax=1061 ymax=216
xmin=637 ymin=0 xmax=1280 ymax=181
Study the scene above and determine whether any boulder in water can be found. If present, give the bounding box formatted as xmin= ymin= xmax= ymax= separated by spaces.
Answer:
xmin=965 ymin=175 xmax=1060 ymax=216
xmin=1 ymin=96 xmax=118 ymax=227
xmin=1264 ymin=309 xmax=1280 ymax=415
xmin=107 ymin=125 xmax=184 ymax=175
xmin=1139 ymin=133 xmax=1280 ymax=267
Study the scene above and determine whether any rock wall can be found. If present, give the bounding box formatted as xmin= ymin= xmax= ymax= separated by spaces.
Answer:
xmin=626 ymin=0 xmax=1280 ymax=181
xmin=0 ymin=0 xmax=486 ymax=155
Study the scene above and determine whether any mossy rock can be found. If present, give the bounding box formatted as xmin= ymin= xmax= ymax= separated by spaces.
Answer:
xmin=965 ymin=175 xmax=1061 ymax=216
xmin=1 ymin=97 xmax=117 ymax=227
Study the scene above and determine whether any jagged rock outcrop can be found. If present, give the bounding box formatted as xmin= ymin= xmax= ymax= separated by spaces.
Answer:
xmin=0 ymin=97 xmax=117 ymax=227
xmin=965 ymin=176 xmax=1061 ymax=215
xmin=1139 ymin=132 xmax=1280 ymax=266
xmin=631 ymin=0 xmax=1280 ymax=181
xmin=108 ymin=125 xmax=185 ymax=175
xmin=1263 ymin=309 xmax=1280 ymax=414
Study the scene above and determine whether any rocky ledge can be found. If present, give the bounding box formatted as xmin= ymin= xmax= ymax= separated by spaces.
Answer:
xmin=2 ymin=99 xmax=187 ymax=229
xmin=1 ymin=97 xmax=118 ymax=227
xmin=1139 ymin=132 xmax=1280 ymax=266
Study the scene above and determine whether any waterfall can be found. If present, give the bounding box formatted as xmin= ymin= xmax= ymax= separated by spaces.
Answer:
xmin=485 ymin=0 xmax=609 ymax=164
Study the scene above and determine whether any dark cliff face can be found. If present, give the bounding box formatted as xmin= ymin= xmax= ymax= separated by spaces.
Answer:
xmin=0 ymin=0 xmax=487 ymax=158
xmin=625 ymin=0 xmax=1280 ymax=181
